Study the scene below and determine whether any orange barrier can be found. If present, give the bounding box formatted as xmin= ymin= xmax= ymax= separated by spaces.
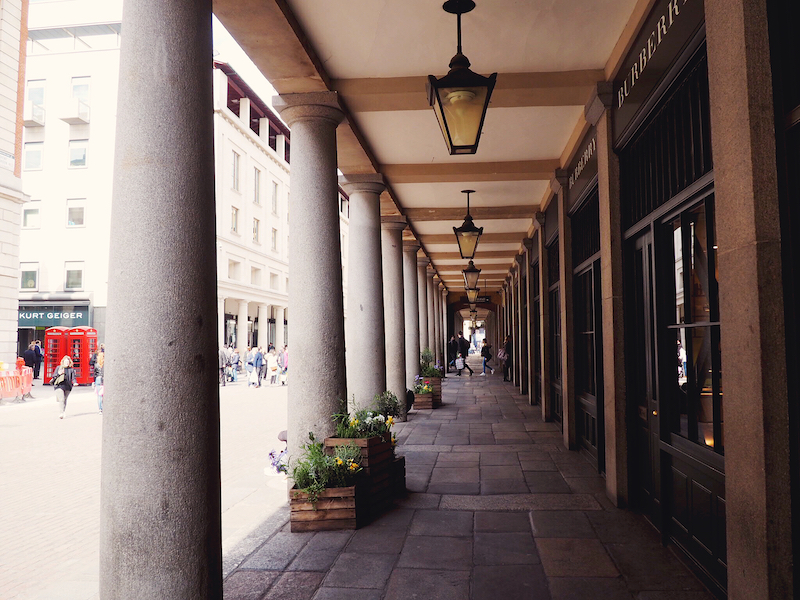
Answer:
xmin=0 ymin=366 xmax=33 ymax=400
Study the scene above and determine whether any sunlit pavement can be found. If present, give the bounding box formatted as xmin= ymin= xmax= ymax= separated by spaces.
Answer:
xmin=0 ymin=379 xmax=288 ymax=600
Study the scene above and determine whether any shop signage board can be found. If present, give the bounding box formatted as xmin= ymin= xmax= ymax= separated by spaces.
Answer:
xmin=566 ymin=126 xmax=598 ymax=212
xmin=613 ymin=0 xmax=705 ymax=145
xmin=19 ymin=305 xmax=90 ymax=327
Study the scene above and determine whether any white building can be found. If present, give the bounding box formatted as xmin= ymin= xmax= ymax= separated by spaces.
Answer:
xmin=17 ymin=1 xmax=303 ymax=354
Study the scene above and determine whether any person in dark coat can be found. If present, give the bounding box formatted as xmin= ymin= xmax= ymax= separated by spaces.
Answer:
xmin=33 ymin=340 xmax=43 ymax=379
xmin=456 ymin=332 xmax=473 ymax=375
xmin=447 ymin=336 xmax=458 ymax=371
xmin=52 ymin=355 xmax=77 ymax=419
xmin=502 ymin=335 xmax=513 ymax=382
xmin=23 ymin=343 xmax=36 ymax=371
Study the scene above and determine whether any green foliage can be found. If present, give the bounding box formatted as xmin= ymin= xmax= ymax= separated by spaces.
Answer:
xmin=375 ymin=390 xmax=400 ymax=417
xmin=420 ymin=347 xmax=434 ymax=367
xmin=419 ymin=347 xmax=443 ymax=377
xmin=333 ymin=407 xmax=394 ymax=438
xmin=291 ymin=433 xmax=362 ymax=505
xmin=413 ymin=375 xmax=433 ymax=394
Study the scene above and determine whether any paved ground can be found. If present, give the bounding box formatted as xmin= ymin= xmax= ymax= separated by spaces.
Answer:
xmin=223 ymin=360 xmax=716 ymax=600
xmin=0 ymin=377 xmax=289 ymax=600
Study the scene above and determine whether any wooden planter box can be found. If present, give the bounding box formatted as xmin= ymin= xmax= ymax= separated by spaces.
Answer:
xmin=413 ymin=392 xmax=435 ymax=410
xmin=428 ymin=376 xmax=443 ymax=407
xmin=289 ymin=485 xmax=360 ymax=532
xmin=391 ymin=455 xmax=406 ymax=496
xmin=324 ymin=433 xmax=394 ymax=520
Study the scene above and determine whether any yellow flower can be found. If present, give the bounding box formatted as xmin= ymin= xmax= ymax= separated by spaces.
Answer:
xmin=387 ymin=416 xmax=394 ymax=426
xmin=336 ymin=457 xmax=343 ymax=465
xmin=349 ymin=461 xmax=358 ymax=471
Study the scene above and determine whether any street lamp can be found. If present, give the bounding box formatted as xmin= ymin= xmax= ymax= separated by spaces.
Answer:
xmin=462 ymin=260 xmax=481 ymax=289
xmin=453 ymin=189 xmax=483 ymax=260
xmin=466 ymin=287 xmax=479 ymax=303
xmin=427 ymin=0 xmax=497 ymax=155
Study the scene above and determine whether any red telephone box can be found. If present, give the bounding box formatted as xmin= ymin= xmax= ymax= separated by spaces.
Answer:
xmin=44 ymin=327 xmax=69 ymax=382
xmin=68 ymin=326 xmax=97 ymax=385
xmin=44 ymin=326 xmax=98 ymax=385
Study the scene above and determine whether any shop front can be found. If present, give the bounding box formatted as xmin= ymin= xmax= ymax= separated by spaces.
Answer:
xmin=17 ymin=303 xmax=91 ymax=357
xmin=614 ymin=0 xmax=726 ymax=593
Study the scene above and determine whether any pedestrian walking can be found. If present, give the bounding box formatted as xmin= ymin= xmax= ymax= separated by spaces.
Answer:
xmin=456 ymin=331 xmax=473 ymax=375
xmin=253 ymin=347 xmax=264 ymax=387
xmin=90 ymin=344 xmax=105 ymax=414
xmin=447 ymin=335 xmax=458 ymax=372
xmin=245 ymin=346 xmax=255 ymax=386
xmin=501 ymin=335 xmax=513 ymax=382
xmin=218 ymin=346 xmax=228 ymax=386
xmin=51 ymin=355 xmax=77 ymax=419
xmin=229 ymin=348 xmax=240 ymax=382
xmin=267 ymin=349 xmax=279 ymax=385
xmin=23 ymin=343 xmax=36 ymax=373
xmin=279 ymin=345 xmax=288 ymax=385
xmin=480 ymin=339 xmax=494 ymax=375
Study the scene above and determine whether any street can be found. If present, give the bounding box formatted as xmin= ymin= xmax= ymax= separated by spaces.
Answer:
xmin=0 ymin=379 xmax=289 ymax=599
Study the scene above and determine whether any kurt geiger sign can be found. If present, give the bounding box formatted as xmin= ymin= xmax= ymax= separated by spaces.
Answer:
xmin=613 ymin=0 xmax=705 ymax=143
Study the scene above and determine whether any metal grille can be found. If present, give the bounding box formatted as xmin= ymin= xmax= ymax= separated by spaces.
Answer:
xmin=620 ymin=50 xmax=712 ymax=229
xmin=571 ymin=189 xmax=600 ymax=267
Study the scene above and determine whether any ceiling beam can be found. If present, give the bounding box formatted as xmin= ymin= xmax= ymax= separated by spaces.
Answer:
xmin=420 ymin=232 xmax=524 ymax=244
xmin=405 ymin=206 xmax=535 ymax=221
xmin=381 ymin=160 xmax=560 ymax=184
xmin=429 ymin=251 xmax=519 ymax=260
xmin=331 ymin=70 xmax=603 ymax=112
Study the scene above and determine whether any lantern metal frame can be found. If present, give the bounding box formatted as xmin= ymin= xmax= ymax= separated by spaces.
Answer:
xmin=462 ymin=260 xmax=481 ymax=289
xmin=427 ymin=0 xmax=497 ymax=155
xmin=466 ymin=287 xmax=479 ymax=303
xmin=453 ymin=189 xmax=483 ymax=260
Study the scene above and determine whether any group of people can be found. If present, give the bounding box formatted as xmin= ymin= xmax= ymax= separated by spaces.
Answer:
xmin=21 ymin=340 xmax=43 ymax=379
xmin=218 ymin=343 xmax=289 ymax=388
xmin=447 ymin=331 xmax=514 ymax=381
xmin=50 ymin=343 xmax=105 ymax=419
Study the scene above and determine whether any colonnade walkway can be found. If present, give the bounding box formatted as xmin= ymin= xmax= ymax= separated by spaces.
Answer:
xmin=223 ymin=361 xmax=714 ymax=600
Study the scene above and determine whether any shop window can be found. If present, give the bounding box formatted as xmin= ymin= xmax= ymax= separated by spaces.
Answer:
xmin=665 ymin=198 xmax=723 ymax=453
xmin=20 ymin=263 xmax=38 ymax=291
xmin=66 ymin=199 xmax=85 ymax=227
xmin=22 ymin=203 xmax=40 ymax=229
xmin=69 ymin=139 xmax=87 ymax=168
xmin=24 ymin=142 xmax=43 ymax=170
xmin=547 ymin=237 xmax=562 ymax=423
xmin=64 ymin=262 xmax=84 ymax=290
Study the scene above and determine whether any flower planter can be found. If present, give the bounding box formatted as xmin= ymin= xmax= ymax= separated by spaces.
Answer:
xmin=289 ymin=485 xmax=361 ymax=532
xmin=390 ymin=455 xmax=406 ymax=497
xmin=413 ymin=392 xmax=435 ymax=410
xmin=428 ymin=376 xmax=443 ymax=407
xmin=324 ymin=433 xmax=394 ymax=520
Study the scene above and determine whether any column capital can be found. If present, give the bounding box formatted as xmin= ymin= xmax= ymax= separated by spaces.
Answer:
xmin=523 ymin=237 xmax=535 ymax=251
xmin=404 ymin=240 xmax=421 ymax=253
xmin=533 ymin=211 xmax=545 ymax=230
xmin=273 ymin=91 xmax=344 ymax=128
xmin=426 ymin=268 xmax=436 ymax=279
xmin=515 ymin=254 xmax=525 ymax=266
xmin=380 ymin=215 xmax=407 ymax=231
xmin=339 ymin=173 xmax=386 ymax=196
xmin=550 ymin=169 xmax=569 ymax=195
xmin=584 ymin=81 xmax=614 ymax=127
xmin=417 ymin=256 xmax=431 ymax=267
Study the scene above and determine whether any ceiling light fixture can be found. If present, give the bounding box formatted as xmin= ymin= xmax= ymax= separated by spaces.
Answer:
xmin=453 ymin=189 xmax=483 ymax=260
xmin=427 ymin=0 xmax=497 ymax=155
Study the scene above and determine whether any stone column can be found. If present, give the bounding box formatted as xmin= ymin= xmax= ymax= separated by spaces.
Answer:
xmin=426 ymin=268 xmax=436 ymax=360
xmin=237 ymin=300 xmax=249 ymax=350
xmin=515 ymin=254 xmax=528 ymax=394
xmin=417 ymin=256 xmax=430 ymax=356
xmin=274 ymin=91 xmax=346 ymax=461
xmin=706 ymin=2 xmax=793 ymax=598
xmin=555 ymin=171 xmax=576 ymax=450
xmin=441 ymin=285 xmax=448 ymax=363
xmin=341 ymin=174 xmax=388 ymax=410
xmin=590 ymin=86 xmax=627 ymax=506
xmin=536 ymin=213 xmax=552 ymax=422
xmin=433 ymin=275 xmax=442 ymax=365
xmin=100 ymin=0 xmax=222 ymax=596
xmin=403 ymin=241 xmax=421 ymax=398
xmin=381 ymin=216 xmax=407 ymax=413
xmin=218 ymin=296 xmax=226 ymax=346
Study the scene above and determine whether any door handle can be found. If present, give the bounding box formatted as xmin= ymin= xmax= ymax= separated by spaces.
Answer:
xmin=652 ymin=410 xmax=658 ymax=416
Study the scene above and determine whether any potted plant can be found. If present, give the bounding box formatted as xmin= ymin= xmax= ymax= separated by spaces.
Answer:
xmin=420 ymin=348 xmax=444 ymax=406
xmin=289 ymin=433 xmax=364 ymax=532
xmin=326 ymin=395 xmax=400 ymax=515
xmin=412 ymin=375 xmax=435 ymax=409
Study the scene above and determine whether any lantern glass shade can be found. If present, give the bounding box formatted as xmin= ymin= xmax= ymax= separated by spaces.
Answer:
xmin=466 ymin=287 xmax=479 ymax=303
xmin=469 ymin=303 xmax=477 ymax=311
xmin=427 ymin=70 xmax=496 ymax=155
xmin=454 ymin=217 xmax=482 ymax=260
xmin=462 ymin=260 xmax=481 ymax=289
